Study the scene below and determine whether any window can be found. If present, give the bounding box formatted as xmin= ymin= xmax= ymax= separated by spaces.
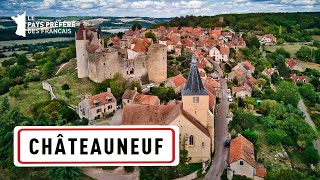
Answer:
xmin=189 ymin=135 xmax=194 ymax=146
xmin=193 ymin=97 xmax=199 ymax=103
xmin=127 ymin=100 xmax=130 ymax=103
xmin=240 ymin=161 xmax=243 ymax=165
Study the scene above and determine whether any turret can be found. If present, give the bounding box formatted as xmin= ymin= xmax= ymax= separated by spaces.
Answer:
xmin=147 ymin=44 xmax=167 ymax=83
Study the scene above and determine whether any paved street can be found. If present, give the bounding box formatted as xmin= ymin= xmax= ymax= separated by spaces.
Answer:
xmin=205 ymin=62 xmax=229 ymax=180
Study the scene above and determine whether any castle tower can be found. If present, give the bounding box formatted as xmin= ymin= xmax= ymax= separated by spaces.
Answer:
xmin=75 ymin=23 xmax=89 ymax=78
xmin=88 ymin=47 xmax=120 ymax=83
xmin=147 ymin=44 xmax=167 ymax=83
xmin=182 ymin=54 xmax=209 ymax=127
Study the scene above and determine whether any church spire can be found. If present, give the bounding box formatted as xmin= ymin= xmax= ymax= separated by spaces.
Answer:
xmin=182 ymin=54 xmax=208 ymax=96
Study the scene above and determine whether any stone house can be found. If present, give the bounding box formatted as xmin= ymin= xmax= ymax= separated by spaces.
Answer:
xmin=259 ymin=34 xmax=277 ymax=45
xmin=165 ymin=74 xmax=187 ymax=94
xmin=232 ymin=83 xmax=252 ymax=98
xmin=122 ymin=89 xmax=160 ymax=106
xmin=262 ymin=68 xmax=279 ymax=79
xmin=121 ymin=54 xmax=215 ymax=163
xmin=77 ymin=92 xmax=117 ymax=121
xmin=229 ymin=135 xmax=266 ymax=179
xmin=209 ymin=44 xmax=230 ymax=62
xmin=290 ymin=74 xmax=309 ymax=84
xmin=228 ymin=61 xmax=255 ymax=84
xmin=285 ymin=58 xmax=305 ymax=72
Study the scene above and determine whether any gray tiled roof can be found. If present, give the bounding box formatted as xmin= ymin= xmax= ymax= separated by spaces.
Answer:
xmin=182 ymin=54 xmax=208 ymax=96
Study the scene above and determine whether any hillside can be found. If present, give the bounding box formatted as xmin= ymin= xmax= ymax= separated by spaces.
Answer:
xmin=152 ymin=12 xmax=320 ymax=42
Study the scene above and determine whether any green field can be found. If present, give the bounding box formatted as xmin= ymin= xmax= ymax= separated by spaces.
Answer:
xmin=297 ymin=60 xmax=320 ymax=72
xmin=48 ymin=68 xmax=96 ymax=107
xmin=0 ymin=81 xmax=51 ymax=116
xmin=264 ymin=44 xmax=317 ymax=58
xmin=0 ymin=37 xmax=73 ymax=48
xmin=312 ymin=35 xmax=320 ymax=41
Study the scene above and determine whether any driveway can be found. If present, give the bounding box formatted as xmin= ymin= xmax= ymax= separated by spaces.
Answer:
xmin=204 ymin=61 xmax=229 ymax=180
xmin=298 ymin=99 xmax=320 ymax=154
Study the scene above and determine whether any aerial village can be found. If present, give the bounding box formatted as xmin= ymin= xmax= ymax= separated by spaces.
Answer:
xmin=72 ymin=22 xmax=281 ymax=179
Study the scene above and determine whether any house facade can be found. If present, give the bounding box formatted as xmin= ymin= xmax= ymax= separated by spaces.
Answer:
xmin=77 ymin=92 xmax=117 ymax=121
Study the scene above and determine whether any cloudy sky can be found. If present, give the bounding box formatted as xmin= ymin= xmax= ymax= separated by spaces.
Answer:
xmin=1 ymin=0 xmax=319 ymax=17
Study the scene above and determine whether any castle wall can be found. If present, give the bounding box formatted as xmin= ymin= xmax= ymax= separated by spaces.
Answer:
xmin=76 ymin=39 xmax=89 ymax=78
xmin=88 ymin=48 xmax=120 ymax=83
xmin=147 ymin=44 xmax=167 ymax=83
xmin=122 ymin=55 xmax=148 ymax=81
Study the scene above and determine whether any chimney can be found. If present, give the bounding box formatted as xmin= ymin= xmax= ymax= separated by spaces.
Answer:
xmin=107 ymin=88 xmax=111 ymax=93
xmin=134 ymin=87 xmax=138 ymax=91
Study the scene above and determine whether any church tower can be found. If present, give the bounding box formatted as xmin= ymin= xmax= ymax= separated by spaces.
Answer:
xmin=182 ymin=54 xmax=209 ymax=127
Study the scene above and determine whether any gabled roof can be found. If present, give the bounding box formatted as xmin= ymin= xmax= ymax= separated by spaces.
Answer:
xmin=234 ymin=68 xmax=245 ymax=76
xmin=170 ymin=74 xmax=187 ymax=88
xmin=286 ymin=58 xmax=297 ymax=68
xmin=133 ymin=94 xmax=160 ymax=106
xmin=229 ymin=135 xmax=256 ymax=167
xmin=122 ymin=89 xmax=137 ymax=100
xmin=131 ymin=38 xmax=149 ymax=52
xmin=242 ymin=61 xmax=254 ymax=70
xmin=88 ymin=92 xmax=116 ymax=108
xmin=182 ymin=54 xmax=208 ymax=96
xmin=122 ymin=102 xmax=210 ymax=137
xmin=255 ymin=166 xmax=267 ymax=178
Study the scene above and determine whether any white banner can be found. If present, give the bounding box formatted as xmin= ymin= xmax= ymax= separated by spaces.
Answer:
xmin=14 ymin=126 xmax=179 ymax=167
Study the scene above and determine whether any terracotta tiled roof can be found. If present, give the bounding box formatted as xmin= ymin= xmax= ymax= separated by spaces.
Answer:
xmin=211 ymin=29 xmax=221 ymax=36
xmin=181 ymin=38 xmax=194 ymax=46
xmin=170 ymin=74 xmax=187 ymax=88
xmin=220 ymin=46 xmax=229 ymax=55
xmin=133 ymin=94 xmax=160 ymax=106
xmin=181 ymin=27 xmax=193 ymax=32
xmin=247 ymin=77 xmax=257 ymax=85
xmin=286 ymin=58 xmax=297 ymax=68
xmin=206 ymin=78 xmax=220 ymax=88
xmin=255 ymin=166 xmax=267 ymax=178
xmin=167 ymin=40 xmax=178 ymax=45
xmin=88 ymin=92 xmax=116 ymax=108
xmin=159 ymin=26 xmax=166 ymax=31
xmin=229 ymin=135 xmax=256 ymax=167
xmin=131 ymin=38 xmax=149 ymax=52
xmin=203 ymin=81 xmax=216 ymax=107
xmin=234 ymin=68 xmax=245 ymax=76
xmin=290 ymin=74 xmax=309 ymax=83
xmin=242 ymin=61 xmax=254 ymax=70
xmin=122 ymin=89 xmax=137 ymax=100
xmin=122 ymin=102 xmax=210 ymax=137
xmin=122 ymin=104 xmax=176 ymax=125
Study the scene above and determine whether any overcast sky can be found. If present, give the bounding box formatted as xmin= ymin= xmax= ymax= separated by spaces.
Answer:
xmin=1 ymin=0 xmax=320 ymax=17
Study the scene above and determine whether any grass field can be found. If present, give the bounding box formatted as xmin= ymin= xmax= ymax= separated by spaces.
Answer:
xmin=312 ymin=35 xmax=320 ymax=41
xmin=0 ymin=81 xmax=51 ymax=116
xmin=48 ymin=71 xmax=96 ymax=107
xmin=264 ymin=44 xmax=317 ymax=58
xmin=297 ymin=60 xmax=320 ymax=72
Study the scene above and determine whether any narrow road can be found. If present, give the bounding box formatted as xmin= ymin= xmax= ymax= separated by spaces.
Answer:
xmin=298 ymin=99 xmax=320 ymax=154
xmin=205 ymin=61 xmax=229 ymax=180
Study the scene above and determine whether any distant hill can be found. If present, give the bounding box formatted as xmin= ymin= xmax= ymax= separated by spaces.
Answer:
xmin=152 ymin=12 xmax=320 ymax=42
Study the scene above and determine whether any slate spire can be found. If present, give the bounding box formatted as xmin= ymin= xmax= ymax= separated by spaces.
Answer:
xmin=182 ymin=54 xmax=208 ymax=96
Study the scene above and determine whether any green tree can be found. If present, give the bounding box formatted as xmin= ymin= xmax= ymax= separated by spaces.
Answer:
xmin=8 ymin=65 xmax=26 ymax=78
xmin=16 ymin=54 xmax=29 ymax=66
xmin=296 ymin=46 xmax=313 ymax=61
xmin=149 ymin=87 xmax=177 ymax=103
xmin=275 ymin=48 xmax=290 ymax=58
xmin=276 ymin=55 xmax=289 ymax=76
xmin=65 ymin=91 xmax=72 ymax=100
xmin=299 ymin=83 xmax=319 ymax=103
xmin=242 ymin=129 xmax=259 ymax=145
xmin=274 ymin=81 xmax=300 ymax=106
xmin=45 ymin=47 xmax=58 ymax=62
xmin=42 ymin=61 xmax=56 ymax=78
xmin=266 ymin=169 xmax=306 ymax=180
xmin=315 ymin=48 xmax=320 ymax=64
xmin=95 ymin=79 xmax=111 ymax=94
xmin=145 ymin=31 xmax=157 ymax=42
xmin=110 ymin=73 xmax=126 ymax=99
xmin=128 ymin=80 xmax=142 ymax=93
xmin=266 ymin=129 xmax=287 ymax=145
xmin=131 ymin=23 xmax=142 ymax=31
xmin=304 ymin=146 xmax=320 ymax=165
xmin=9 ymin=85 xmax=23 ymax=99
xmin=47 ymin=167 xmax=81 ymax=180
xmin=0 ymin=96 xmax=10 ymax=113
xmin=32 ymin=52 xmax=43 ymax=61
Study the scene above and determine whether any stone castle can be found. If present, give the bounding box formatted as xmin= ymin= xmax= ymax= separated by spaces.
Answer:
xmin=75 ymin=23 xmax=167 ymax=83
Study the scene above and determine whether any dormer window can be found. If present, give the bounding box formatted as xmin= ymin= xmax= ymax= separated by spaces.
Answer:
xmin=93 ymin=100 xmax=100 ymax=106
xmin=193 ymin=97 xmax=199 ymax=103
